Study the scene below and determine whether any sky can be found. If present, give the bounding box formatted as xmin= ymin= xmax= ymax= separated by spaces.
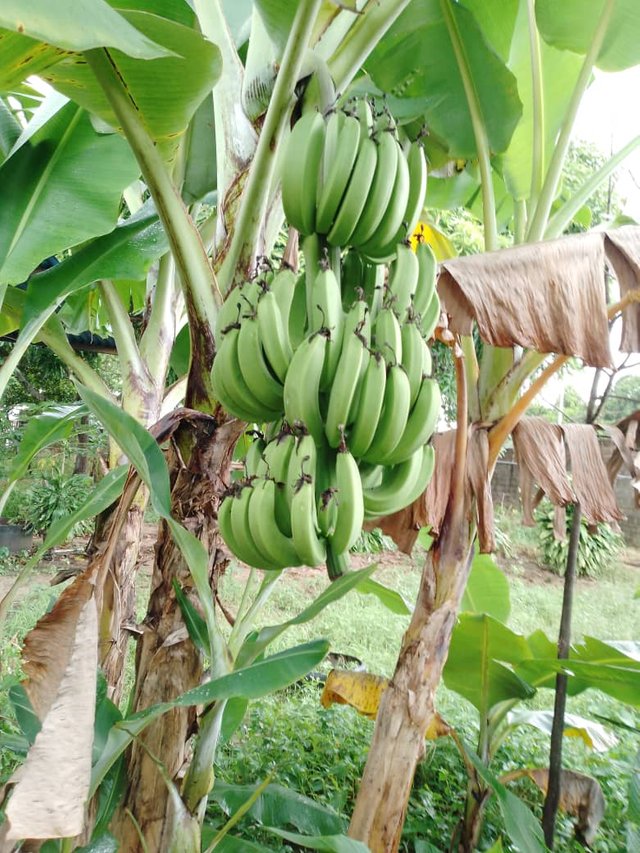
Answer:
xmin=538 ymin=67 xmax=640 ymax=411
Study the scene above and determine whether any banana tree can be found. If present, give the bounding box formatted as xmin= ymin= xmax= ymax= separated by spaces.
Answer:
xmin=3 ymin=1 xmax=640 ymax=852
xmin=0 ymin=0 xmax=429 ymax=849
xmin=345 ymin=2 xmax=640 ymax=850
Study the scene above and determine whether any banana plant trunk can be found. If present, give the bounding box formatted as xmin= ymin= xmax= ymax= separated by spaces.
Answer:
xmin=349 ymin=513 xmax=474 ymax=851
xmin=96 ymin=498 xmax=147 ymax=705
xmin=112 ymin=418 xmax=240 ymax=852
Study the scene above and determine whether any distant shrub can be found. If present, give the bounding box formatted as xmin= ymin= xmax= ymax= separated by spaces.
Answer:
xmin=6 ymin=470 xmax=93 ymax=539
xmin=536 ymin=503 xmax=623 ymax=577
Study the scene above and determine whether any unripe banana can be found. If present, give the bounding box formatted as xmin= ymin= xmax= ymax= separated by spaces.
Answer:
xmin=413 ymin=241 xmax=437 ymax=319
xmin=230 ymin=485 xmax=282 ymax=570
xmin=363 ymin=445 xmax=434 ymax=519
xmin=281 ymin=110 xmax=326 ymax=236
xmin=257 ymin=289 xmax=293 ymax=384
xmin=316 ymin=113 xmax=361 ymax=234
xmin=263 ymin=428 xmax=295 ymax=535
xmin=310 ymin=267 xmax=345 ymax=389
xmin=327 ymin=136 xmax=379 ymax=248
xmin=349 ymin=129 xmax=400 ymax=248
xmin=402 ymin=141 xmax=428 ymax=239
xmin=237 ymin=315 xmax=284 ymax=413
xmin=401 ymin=321 xmax=428 ymax=407
xmin=363 ymin=363 xmax=411 ymax=464
xmin=291 ymin=473 xmax=326 ymax=567
xmin=288 ymin=273 xmax=308 ymax=349
xmin=325 ymin=329 xmax=367 ymax=447
xmin=348 ymin=351 xmax=386 ymax=458
xmin=359 ymin=141 xmax=410 ymax=262
xmin=388 ymin=242 xmax=419 ymax=321
xmin=212 ymin=327 xmax=280 ymax=422
xmin=329 ymin=444 xmax=364 ymax=555
xmin=373 ymin=307 xmax=402 ymax=364
xmin=380 ymin=378 xmax=441 ymax=465
xmin=420 ymin=290 xmax=441 ymax=341
xmin=250 ymin=478 xmax=301 ymax=568
xmin=283 ymin=332 xmax=327 ymax=445
xmin=244 ymin=431 xmax=266 ymax=476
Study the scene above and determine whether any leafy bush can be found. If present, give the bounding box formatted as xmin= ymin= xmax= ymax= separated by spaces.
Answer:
xmin=536 ymin=503 xmax=623 ymax=578
xmin=350 ymin=527 xmax=395 ymax=555
xmin=6 ymin=470 xmax=94 ymax=539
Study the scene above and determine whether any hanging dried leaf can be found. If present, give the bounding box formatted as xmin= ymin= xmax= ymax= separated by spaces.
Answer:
xmin=604 ymin=227 xmax=640 ymax=352
xmin=562 ymin=424 xmax=623 ymax=525
xmin=525 ymin=768 xmax=605 ymax=846
xmin=513 ymin=418 xmax=575 ymax=527
xmin=3 ymin=575 xmax=98 ymax=842
xmin=603 ymin=413 xmax=640 ymax=509
xmin=320 ymin=670 xmax=389 ymax=719
xmin=439 ymin=232 xmax=612 ymax=367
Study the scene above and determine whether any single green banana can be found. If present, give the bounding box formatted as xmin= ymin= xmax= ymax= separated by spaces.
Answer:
xmin=244 ymin=431 xmax=266 ymax=476
xmin=373 ymin=307 xmax=402 ymax=364
xmin=212 ymin=328 xmax=279 ymax=422
xmin=402 ymin=141 xmax=428 ymax=238
xmin=363 ymin=446 xmax=432 ymax=518
xmin=401 ymin=321 xmax=427 ymax=407
xmin=316 ymin=113 xmax=361 ymax=234
xmin=283 ymin=333 xmax=327 ymax=445
xmin=353 ymin=97 xmax=374 ymax=135
xmin=349 ymin=129 xmax=400 ymax=248
xmin=359 ymin=142 xmax=410 ymax=261
xmin=388 ymin=242 xmax=419 ymax=321
xmin=218 ymin=494 xmax=242 ymax=561
xmin=413 ymin=241 xmax=437 ymax=319
xmin=232 ymin=484 xmax=283 ymax=570
xmin=288 ymin=273 xmax=308 ymax=349
xmin=327 ymin=136 xmax=378 ymax=248
xmin=324 ymin=329 xmax=367 ymax=447
xmin=237 ymin=315 xmax=284 ymax=413
xmin=420 ymin=290 xmax=441 ymax=341
xmin=363 ymin=363 xmax=411 ymax=464
xmin=257 ymin=289 xmax=293 ymax=384
xmin=281 ymin=110 xmax=326 ymax=236
xmin=329 ymin=444 xmax=364 ymax=554
xmin=381 ymin=378 xmax=441 ymax=465
xmin=310 ymin=267 xmax=345 ymax=389
xmin=263 ymin=429 xmax=295 ymax=536
xmin=271 ymin=267 xmax=298 ymax=320
xmin=348 ymin=351 xmax=386 ymax=458
xmin=250 ymin=478 xmax=301 ymax=568
xmin=291 ymin=473 xmax=327 ymax=567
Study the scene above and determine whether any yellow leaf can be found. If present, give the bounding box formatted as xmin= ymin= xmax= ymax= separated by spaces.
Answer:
xmin=425 ymin=713 xmax=451 ymax=740
xmin=320 ymin=670 xmax=389 ymax=719
xmin=410 ymin=221 xmax=457 ymax=260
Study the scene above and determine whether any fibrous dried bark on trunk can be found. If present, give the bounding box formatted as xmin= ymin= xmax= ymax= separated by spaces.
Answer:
xmin=112 ymin=418 xmax=241 ymax=853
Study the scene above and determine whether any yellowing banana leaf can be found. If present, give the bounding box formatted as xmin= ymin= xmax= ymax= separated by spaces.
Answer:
xmin=320 ymin=670 xmax=389 ymax=719
xmin=42 ymin=11 xmax=221 ymax=152
xmin=410 ymin=221 xmax=456 ymax=260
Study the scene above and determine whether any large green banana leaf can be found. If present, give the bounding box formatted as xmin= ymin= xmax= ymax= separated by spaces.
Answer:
xmin=0 ymin=98 xmax=138 ymax=285
xmin=501 ymin=0 xmax=584 ymax=202
xmin=42 ymin=9 xmax=221 ymax=149
xmin=536 ymin=0 xmax=640 ymax=72
xmin=364 ymin=0 xmax=522 ymax=159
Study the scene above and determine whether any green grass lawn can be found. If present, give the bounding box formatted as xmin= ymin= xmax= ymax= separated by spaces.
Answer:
xmin=1 ymin=510 xmax=638 ymax=851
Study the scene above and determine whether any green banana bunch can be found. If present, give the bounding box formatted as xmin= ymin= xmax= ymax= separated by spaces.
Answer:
xmin=281 ymin=101 xmax=427 ymax=259
xmin=363 ymin=444 xmax=435 ymax=520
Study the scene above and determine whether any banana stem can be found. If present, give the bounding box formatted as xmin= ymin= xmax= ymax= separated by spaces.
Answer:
xmin=526 ymin=0 xmax=615 ymax=242
xmin=218 ymin=0 xmax=323 ymax=294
